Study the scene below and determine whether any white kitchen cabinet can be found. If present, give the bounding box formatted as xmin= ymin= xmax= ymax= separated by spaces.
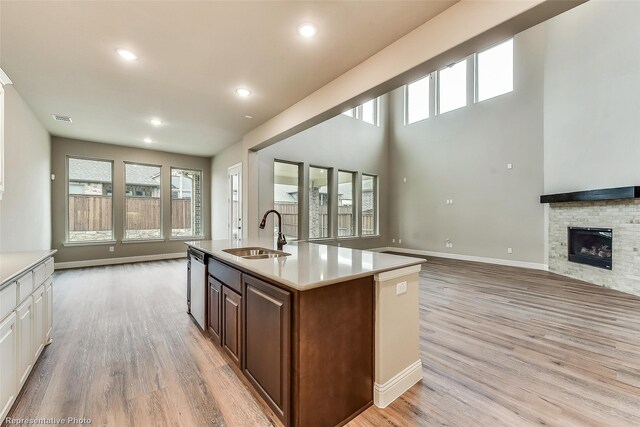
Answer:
xmin=45 ymin=279 xmax=53 ymax=344
xmin=32 ymin=285 xmax=45 ymax=361
xmin=0 ymin=83 xmax=4 ymax=200
xmin=0 ymin=253 xmax=54 ymax=420
xmin=0 ymin=312 xmax=17 ymax=419
xmin=16 ymin=298 xmax=33 ymax=387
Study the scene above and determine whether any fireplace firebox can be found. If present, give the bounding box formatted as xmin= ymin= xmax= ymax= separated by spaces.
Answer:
xmin=568 ymin=227 xmax=612 ymax=270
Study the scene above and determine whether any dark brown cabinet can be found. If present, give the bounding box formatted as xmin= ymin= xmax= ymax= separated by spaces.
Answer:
xmin=222 ymin=286 xmax=242 ymax=367
xmin=208 ymin=276 xmax=222 ymax=345
xmin=243 ymin=275 xmax=291 ymax=424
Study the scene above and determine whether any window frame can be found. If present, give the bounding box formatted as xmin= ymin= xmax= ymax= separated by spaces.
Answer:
xmin=64 ymin=155 xmax=116 ymax=245
xmin=308 ymin=165 xmax=332 ymax=240
xmin=475 ymin=38 xmax=514 ymax=103
xmin=361 ymin=173 xmax=379 ymax=237
xmin=122 ymin=161 xmax=163 ymax=242
xmin=273 ymin=159 xmax=302 ymax=241
xmin=360 ymin=98 xmax=379 ymax=126
xmin=169 ymin=167 xmax=204 ymax=240
xmin=437 ymin=59 xmax=468 ymax=115
xmin=337 ymin=170 xmax=357 ymax=238
xmin=405 ymin=74 xmax=432 ymax=125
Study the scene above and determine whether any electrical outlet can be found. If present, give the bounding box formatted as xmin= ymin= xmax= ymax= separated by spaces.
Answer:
xmin=396 ymin=281 xmax=407 ymax=295
xmin=109 ymin=246 xmax=115 ymax=252
xmin=392 ymin=238 xmax=396 ymax=243
xmin=398 ymin=239 xmax=402 ymax=244
xmin=445 ymin=239 xmax=453 ymax=248
xmin=507 ymin=163 xmax=513 ymax=170
xmin=507 ymin=247 xmax=513 ymax=254
xmin=403 ymin=177 xmax=407 ymax=183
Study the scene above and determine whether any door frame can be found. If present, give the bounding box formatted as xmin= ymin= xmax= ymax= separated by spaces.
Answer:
xmin=228 ymin=163 xmax=243 ymax=240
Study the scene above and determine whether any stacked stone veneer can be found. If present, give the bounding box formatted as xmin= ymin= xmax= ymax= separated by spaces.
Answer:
xmin=548 ymin=199 xmax=640 ymax=296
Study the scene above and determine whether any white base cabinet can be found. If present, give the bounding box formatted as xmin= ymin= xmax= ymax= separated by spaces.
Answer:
xmin=0 ymin=255 xmax=54 ymax=420
xmin=16 ymin=298 xmax=33 ymax=388
xmin=0 ymin=312 xmax=17 ymax=419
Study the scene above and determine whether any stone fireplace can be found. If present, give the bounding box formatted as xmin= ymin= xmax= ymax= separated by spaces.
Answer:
xmin=546 ymin=195 xmax=640 ymax=297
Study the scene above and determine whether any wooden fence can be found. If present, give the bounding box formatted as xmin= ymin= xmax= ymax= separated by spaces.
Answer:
xmin=68 ymin=195 xmax=191 ymax=231
xmin=274 ymin=202 xmax=375 ymax=237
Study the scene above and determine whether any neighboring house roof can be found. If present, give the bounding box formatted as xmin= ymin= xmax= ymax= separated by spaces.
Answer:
xmin=68 ymin=158 xmax=112 ymax=183
xmin=171 ymin=176 xmax=193 ymax=191
xmin=68 ymin=159 xmax=160 ymax=187
xmin=274 ymin=184 xmax=298 ymax=203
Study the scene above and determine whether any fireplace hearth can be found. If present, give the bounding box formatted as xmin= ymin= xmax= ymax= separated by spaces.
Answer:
xmin=568 ymin=227 xmax=612 ymax=270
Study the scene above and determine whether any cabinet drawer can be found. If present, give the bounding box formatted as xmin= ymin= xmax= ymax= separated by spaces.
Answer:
xmin=17 ymin=272 xmax=33 ymax=304
xmin=208 ymin=258 xmax=242 ymax=295
xmin=0 ymin=282 xmax=17 ymax=320
xmin=33 ymin=264 xmax=46 ymax=288
xmin=44 ymin=258 xmax=54 ymax=279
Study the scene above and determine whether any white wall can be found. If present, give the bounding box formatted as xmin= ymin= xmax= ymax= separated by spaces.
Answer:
xmin=543 ymin=0 xmax=640 ymax=193
xmin=388 ymin=25 xmax=546 ymax=264
xmin=210 ymin=141 xmax=242 ymax=239
xmin=0 ymin=85 xmax=51 ymax=251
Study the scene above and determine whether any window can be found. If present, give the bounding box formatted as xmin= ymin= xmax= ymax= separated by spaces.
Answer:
xmin=438 ymin=59 xmax=467 ymax=114
xmin=125 ymin=163 xmax=161 ymax=240
xmin=406 ymin=75 xmax=430 ymax=124
xmin=309 ymin=166 xmax=330 ymax=239
xmin=361 ymin=174 xmax=378 ymax=236
xmin=361 ymin=99 xmax=377 ymax=125
xmin=338 ymin=171 xmax=356 ymax=237
xmin=171 ymin=168 xmax=203 ymax=237
xmin=67 ymin=157 xmax=114 ymax=242
xmin=274 ymin=161 xmax=299 ymax=240
xmin=477 ymin=38 xmax=513 ymax=102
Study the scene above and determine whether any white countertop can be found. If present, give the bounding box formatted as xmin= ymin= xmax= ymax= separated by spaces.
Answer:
xmin=0 ymin=250 xmax=57 ymax=289
xmin=186 ymin=239 xmax=424 ymax=291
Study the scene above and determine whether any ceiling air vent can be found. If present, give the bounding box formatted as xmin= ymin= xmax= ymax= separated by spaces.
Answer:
xmin=51 ymin=114 xmax=72 ymax=123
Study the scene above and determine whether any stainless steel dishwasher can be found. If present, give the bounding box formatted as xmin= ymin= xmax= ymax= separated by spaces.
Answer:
xmin=188 ymin=248 xmax=207 ymax=330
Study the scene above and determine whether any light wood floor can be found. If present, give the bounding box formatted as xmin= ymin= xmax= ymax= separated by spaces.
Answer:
xmin=7 ymin=258 xmax=640 ymax=426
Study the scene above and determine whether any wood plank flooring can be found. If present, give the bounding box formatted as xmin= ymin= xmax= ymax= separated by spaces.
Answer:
xmin=6 ymin=257 xmax=640 ymax=426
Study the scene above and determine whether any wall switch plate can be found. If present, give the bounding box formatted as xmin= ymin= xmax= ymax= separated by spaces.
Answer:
xmin=507 ymin=247 xmax=513 ymax=254
xmin=403 ymin=178 xmax=407 ymax=183
xmin=398 ymin=239 xmax=402 ymax=244
xmin=392 ymin=238 xmax=396 ymax=243
xmin=445 ymin=240 xmax=453 ymax=248
xmin=396 ymin=281 xmax=407 ymax=295
xmin=50 ymin=174 xmax=56 ymax=181
xmin=446 ymin=199 xmax=454 ymax=205
xmin=109 ymin=246 xmax=115 ymax=252
xmin=507 ymin=163 xmax=513 ymax=169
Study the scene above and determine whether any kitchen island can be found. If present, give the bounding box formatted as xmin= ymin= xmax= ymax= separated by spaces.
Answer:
xmin=186 ymin=239 xmax=424 ymax=427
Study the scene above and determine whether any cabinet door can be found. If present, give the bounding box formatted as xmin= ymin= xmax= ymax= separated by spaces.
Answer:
xmin=243 ymin=275 xmax=290 ymax=423
xmin=0 ymin=312 xmax=17 ymax=420
xmin=208 ymin=276 xmax=222 ymax=345
xmin=32 ymin=286 xmax=45 ymax=360
xmin=45 ymin=280 xmax=53 ymax=343
xmin=16 ymin=298 xmax=34 ymax=387
xmin=221 ymin=286 xmax=242 ymax=367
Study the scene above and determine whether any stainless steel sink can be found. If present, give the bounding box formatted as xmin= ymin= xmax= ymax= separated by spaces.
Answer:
xmin=223 ymin=247 xmax=291 ymax=259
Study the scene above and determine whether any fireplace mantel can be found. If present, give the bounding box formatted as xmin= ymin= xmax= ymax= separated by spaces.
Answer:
xmin=540 ymin=186 xmax=640 ymax=204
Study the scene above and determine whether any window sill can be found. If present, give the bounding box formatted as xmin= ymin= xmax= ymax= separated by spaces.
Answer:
xmin=360 ymin=234 xmax=381 ymax=239
xmin=168 ymin=235 xmax=206 ymax=241
xmin=121 ymin=238 xmax=165 ymax=244
xmin=63 ymin=240 xmax=117 ymax=247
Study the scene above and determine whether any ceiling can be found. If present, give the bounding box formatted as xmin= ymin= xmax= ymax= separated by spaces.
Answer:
xmin=0 ymin=1 xmax=458 ymax=157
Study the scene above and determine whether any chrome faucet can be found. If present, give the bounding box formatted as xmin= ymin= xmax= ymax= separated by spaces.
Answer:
xmin=259 ymin=209 xmax=287 ymax=251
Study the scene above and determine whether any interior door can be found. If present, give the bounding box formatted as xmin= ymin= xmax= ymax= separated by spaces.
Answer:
xmin=228 ymin=163 xmax=242 ymax=241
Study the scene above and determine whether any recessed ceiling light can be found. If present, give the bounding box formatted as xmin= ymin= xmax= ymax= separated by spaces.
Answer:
xmin=116 ymin=48 xmax=138 ymax=61
xmin=244 ymin=115 xmax=253 ymax=119
xmin=298 ymin=23 xmax=317 ymax=38
xmin=144 ymin=137 xmax=153 ymax=144
xmin=149 ymin=118 xmax=163 ymax=126
xmin=235 ymin=88 xmax=251 ymax=98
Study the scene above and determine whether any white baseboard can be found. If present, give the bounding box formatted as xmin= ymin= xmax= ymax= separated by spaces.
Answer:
xmin=379 ymin=247 xmax=548 ymax=271
xmin=374 ymin=359 xmax=423 ymax=408
xmin=54 ymin=252 xmax=187 ymax=269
